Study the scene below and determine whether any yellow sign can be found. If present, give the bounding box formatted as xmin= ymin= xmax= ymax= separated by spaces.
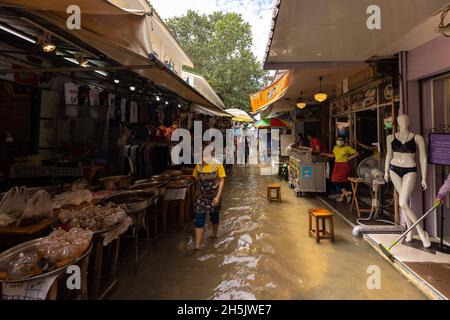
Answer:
xmin=249 ymin=71 xmax=292 ymax=113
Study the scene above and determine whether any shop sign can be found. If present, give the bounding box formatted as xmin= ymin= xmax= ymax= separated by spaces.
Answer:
xmin=429 ymin=133 xmax=450 ymax=166
xmin=250 ymin=71 xmax=292 ymax=113
xmin=301 ymin=166 xmax=313 ymax=179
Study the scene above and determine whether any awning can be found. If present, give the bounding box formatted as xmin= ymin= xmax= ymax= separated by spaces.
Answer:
xmin=249 ymin=71 xmax=292 ymax=113
xmin=264 ymin=0 xmax=449 ymax=69
xmin=193 ymin=105 xmax=232 ymax=118
xmin=224 ymin=109 xmax=254 ymax=123
xmin=0 ymin=0 xmax=221 ymax=110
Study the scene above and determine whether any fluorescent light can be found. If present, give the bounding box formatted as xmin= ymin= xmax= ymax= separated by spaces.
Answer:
xmin=0 ymin=24 xmax=36 ymax=44
xmin=95 ymin=70 xmax=108 ymax=77
xmin=63 ymin=57 xmax=79 ymax=65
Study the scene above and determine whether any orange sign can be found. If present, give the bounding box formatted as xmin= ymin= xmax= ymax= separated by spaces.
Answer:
xmin=249 ymin=71 xmax=292 ymax=113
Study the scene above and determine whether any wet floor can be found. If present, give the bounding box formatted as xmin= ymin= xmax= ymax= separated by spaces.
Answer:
xmin=110 ymin=167 xmax=425 ymax=300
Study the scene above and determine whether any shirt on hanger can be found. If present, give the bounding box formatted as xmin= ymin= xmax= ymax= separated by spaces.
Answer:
xmin=64 ymin=82 xmax=79 ymax=105
xmin=130 ymin=101 xmax=138 ymax=123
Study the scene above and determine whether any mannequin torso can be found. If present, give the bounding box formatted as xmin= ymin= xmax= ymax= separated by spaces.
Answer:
xmin=388 ymin=131 xmax=418 ymax=168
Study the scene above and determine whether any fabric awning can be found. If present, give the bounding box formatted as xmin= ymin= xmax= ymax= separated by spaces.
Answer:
xmin=0 ymin=0 xmax=221 ymax=110
xmin=224 ymin=109 xmax=254 ymax=123
xmin=193 ymin=105 xmax=232 ymax=118
xmin=249 ymin=71 xmax=292 ymax=113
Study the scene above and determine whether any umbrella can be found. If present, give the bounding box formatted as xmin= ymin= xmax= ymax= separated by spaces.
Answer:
xmin=225 ymin=109 xmax=254 ymax=123
xmin=254 ymin=118 xmax=288 ymax=128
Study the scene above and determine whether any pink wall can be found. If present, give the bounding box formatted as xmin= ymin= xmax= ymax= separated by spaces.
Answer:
xmin=407 ymin=36 xmax=450 ymax=81
xmin=405 ymin=35 xmax=450 ymax=237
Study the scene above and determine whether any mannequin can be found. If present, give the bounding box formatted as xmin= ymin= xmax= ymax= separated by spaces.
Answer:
xmin=385 ymin=114 xmax=431 ymax=248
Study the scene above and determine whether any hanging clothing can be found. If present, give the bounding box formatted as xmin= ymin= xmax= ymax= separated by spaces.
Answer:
xmin=130 ymin=101 xmax=139 ymax=123
xmin=120 ymin=98 xmax=128 ymax=122
xmin=64 ymin=82 xmax=79 ymax=105
xmin=123 ymin=143 xmax=170 ymax=177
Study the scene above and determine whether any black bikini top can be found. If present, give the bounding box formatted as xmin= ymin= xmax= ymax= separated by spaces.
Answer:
xmin=392 ymin=134 xmax=416 ymax=154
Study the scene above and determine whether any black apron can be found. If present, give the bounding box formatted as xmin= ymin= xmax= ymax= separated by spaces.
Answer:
xmin=194 ymin=164 xmax=221 ymax=214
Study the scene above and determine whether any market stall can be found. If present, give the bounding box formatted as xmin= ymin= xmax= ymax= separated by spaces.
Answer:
xmin=288 ymin=147 xmax=327 ymax=195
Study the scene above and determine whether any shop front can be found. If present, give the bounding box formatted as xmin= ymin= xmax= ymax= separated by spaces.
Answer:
xmin=0 ymin=1 xmax=229 ymax=300
xmin=401 ymin=35 xmax=450 ymax=248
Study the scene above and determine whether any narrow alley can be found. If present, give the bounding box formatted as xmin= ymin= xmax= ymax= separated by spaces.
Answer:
xmin=111 ymin=167 xmax=425 ymax=300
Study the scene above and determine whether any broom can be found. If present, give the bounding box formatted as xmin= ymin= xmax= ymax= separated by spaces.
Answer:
xmin=378 ymin=204 xmax=439 ymax=261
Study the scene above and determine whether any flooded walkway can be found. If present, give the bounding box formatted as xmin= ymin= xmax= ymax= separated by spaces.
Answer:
xmin=111 ymin=167 xmax=425 ymax=300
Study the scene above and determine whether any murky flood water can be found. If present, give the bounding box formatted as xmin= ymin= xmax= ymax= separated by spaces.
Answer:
xmin=111 ymin=167 xmax=425 ymax=300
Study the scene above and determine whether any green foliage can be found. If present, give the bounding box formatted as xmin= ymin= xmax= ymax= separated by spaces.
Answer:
xmin=166 ymin=10 xmax=264 ymax=112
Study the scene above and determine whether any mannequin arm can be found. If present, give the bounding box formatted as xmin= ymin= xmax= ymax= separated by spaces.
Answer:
xmin=384 ymin=135 xmax=394 ymax=182
xmin=416 ymin=135 xmax=428 ymax=190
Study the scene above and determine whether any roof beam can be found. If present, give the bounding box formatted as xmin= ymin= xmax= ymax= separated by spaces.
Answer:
xmin=0 ymin=64 xmax=159 ymax=74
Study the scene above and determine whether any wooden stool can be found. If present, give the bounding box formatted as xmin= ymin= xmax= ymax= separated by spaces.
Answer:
xmin=267 ymin=184 xmax=281 ymax=202
xmin=348 ymin=177 xmax=372 ymax=218
xmin=308 ymin=208 xmax=335 ymax=243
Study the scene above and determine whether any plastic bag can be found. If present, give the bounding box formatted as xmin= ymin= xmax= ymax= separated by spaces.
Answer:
xmin=0 ymin=187 xmax=29 ymax=226
xmin=17 ymin=190 xmax=53 ymax=226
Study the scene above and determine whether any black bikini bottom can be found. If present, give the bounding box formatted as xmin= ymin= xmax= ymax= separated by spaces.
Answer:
xmin=389 ymin=165 xmax=417 ymax=178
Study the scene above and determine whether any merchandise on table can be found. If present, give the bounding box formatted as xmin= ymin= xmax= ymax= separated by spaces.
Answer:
xmin=52 ymin=190 xmax=93 ymax=210
xmin=0 ymin=187 xmax=54 ymax=227
xmin=0 ymin=228 xmax=93 ymax=281
xmin=166 ymin=178 xmax=191 ymax=189
xmin=57 ymin=203 xmax=127 ymax=232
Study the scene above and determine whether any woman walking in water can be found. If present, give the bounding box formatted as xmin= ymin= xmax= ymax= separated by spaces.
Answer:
xmin=191 ymin=145 xmax=226 ymax=253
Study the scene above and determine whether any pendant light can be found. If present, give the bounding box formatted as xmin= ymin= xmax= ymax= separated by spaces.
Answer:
xmin=297 ymin=91 xmax=307 ymax=109
xmin=39 ymin=32 xmax=56 ymax=53
xmin=314 ymin=76 xmax=328 ymax=103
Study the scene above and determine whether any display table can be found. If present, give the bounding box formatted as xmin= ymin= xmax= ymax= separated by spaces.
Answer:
xmin=0 ymin=217 xmax=55 ymax=248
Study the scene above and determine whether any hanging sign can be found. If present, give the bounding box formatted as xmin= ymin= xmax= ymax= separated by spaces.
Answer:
xmin=249 ymin=71 xmax=292 ymax=113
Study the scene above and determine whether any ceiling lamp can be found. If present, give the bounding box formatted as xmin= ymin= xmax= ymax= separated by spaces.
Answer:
xmin=39 ymin=32 xmax=56 ymax=53
xmin=314 ymin=76 xmax=328 ymax=103
xmin=74 ymin=52 xmax=89 ymax=67
xmin=296 ymin=91 xmax=307 ymax=109
xmin=130 ymin=85 xmax=136 ymax=91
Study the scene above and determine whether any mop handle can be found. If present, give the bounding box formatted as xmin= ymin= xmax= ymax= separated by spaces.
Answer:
xmin=388 ymin=204 xmax=439 ymax=250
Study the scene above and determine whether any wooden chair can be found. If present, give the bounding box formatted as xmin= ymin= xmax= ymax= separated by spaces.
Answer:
xmin=267 ymin=184 xmax=281 ymax=202
xmin=308 ymin=208 xmax=335 ymax=243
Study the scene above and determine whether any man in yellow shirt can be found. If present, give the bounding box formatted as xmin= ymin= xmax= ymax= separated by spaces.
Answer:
xmin=192 ymin=153 xmax=226 ymax=253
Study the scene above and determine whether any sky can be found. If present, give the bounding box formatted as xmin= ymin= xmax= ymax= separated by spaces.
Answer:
xmin=149 ymin=0 xmax=275 ymax=62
